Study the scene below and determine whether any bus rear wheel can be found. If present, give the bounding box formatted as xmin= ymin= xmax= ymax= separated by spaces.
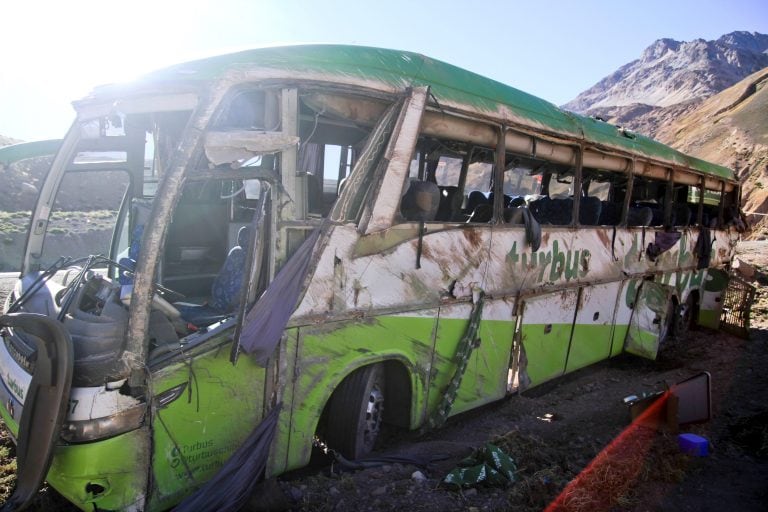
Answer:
xmin=325 ymin=364 xmax=385 ymax=460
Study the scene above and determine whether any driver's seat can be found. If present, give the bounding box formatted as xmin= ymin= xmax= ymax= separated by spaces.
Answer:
xmin=176 ymin=226 xmax=251 ymax=327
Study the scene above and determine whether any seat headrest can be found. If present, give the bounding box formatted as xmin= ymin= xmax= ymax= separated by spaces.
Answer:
xmin=401 ymin=180 xmax=440 ymax=221
xmin=237 ymin=226 xmax=251 ymax=247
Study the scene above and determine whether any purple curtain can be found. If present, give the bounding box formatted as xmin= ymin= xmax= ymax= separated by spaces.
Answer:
xmin=238 ymin=229 xmax=321 ymax=365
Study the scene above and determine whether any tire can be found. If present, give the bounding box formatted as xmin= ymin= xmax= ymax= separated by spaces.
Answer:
xmin=325 ymin=364 xmax=385 ymax=460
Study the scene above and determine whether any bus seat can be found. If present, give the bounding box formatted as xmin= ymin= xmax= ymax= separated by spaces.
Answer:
xmin=436 ymin=185 xmax=460 ymax=221
xmin=531 ymin=196 xmax=574 ymax=225
xmin=627 ymin=206 xmax=653 ymax=226
xmin=635 ymin=202 xmax=664 ymax=226
xmin=401 ymin=180 xmax=440 ymax=221
xmin=118 ymin=198 xmax=153 ymax=285
xmin=177 ymin=226 xmax=251 ymax=327
xmin=598 ymin=201 xmax=622 ymax=226
xmin=579 ymin=196 xmax=602 ymax=225
xmin=529 ymin=196 xmax=549 ymax=223
xmin=118 ymin=224 xmax=144 ymax=285
xmin=549 ymin=197 xmax=573 ymax=226
xmin=504 ymin=206 xmax=526 ymax=224
xmin=467 ymin=203 xmax=493 ymax=223
xmin=465 ymin=190 xmax=488 ymax=214
xmin=508 ymin=196 xmax=526 ymax=208
xmin=673 ymin=204 xmax=692 ymax=226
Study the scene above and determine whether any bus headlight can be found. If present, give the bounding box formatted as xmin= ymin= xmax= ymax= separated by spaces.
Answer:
xmin=61 ymin=405 xmax=146 ymax=443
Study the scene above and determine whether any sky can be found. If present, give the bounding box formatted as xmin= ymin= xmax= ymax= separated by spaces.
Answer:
xmin=1 ymin=0 xmax=766 ymax=141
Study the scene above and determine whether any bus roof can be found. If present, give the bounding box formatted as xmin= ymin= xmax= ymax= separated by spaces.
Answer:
xmin=94 ymin=45 xmax=735 ymax=182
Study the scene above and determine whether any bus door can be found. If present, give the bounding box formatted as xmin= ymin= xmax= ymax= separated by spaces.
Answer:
xmin=624 ymin=280 xmax=674 ymax=359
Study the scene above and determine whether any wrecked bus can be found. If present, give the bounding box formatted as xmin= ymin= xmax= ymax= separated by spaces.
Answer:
xmin=0 ymin=45 xmax=744 ymax=510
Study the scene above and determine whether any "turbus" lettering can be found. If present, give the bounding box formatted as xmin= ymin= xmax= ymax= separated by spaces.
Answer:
xmin=507 ymin=240 xmax=590 ymax=283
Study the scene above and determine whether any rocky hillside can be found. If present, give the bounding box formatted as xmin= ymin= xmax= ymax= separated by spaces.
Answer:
xmin=653 ymin=68 xmax=768 ymax=235
xmin=563 ymin=31 xmax=768 ymax=236
xmin=563 ymin=31 xmax=768 ymax=116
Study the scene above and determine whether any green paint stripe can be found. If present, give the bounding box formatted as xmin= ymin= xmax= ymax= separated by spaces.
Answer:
xmin=567 ymin=324 xmax=614 ymax=372
xmin=520 ymin=323 xmax=571 ymax=386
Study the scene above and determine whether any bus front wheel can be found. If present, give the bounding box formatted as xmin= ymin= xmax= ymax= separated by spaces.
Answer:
xmin=326 ymin=364 xmax=385 ymax=460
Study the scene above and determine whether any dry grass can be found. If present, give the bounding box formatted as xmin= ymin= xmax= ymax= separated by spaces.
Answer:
xmin=0 ymin=422 xmax=17 ymax=503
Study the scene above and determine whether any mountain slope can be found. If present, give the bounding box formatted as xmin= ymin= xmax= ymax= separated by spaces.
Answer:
xmin=0 ymin=135 xmax=21 ymax=147
xmin=563 ymin=31 xmax=768 ymax=113
xmin=653 ymin=67 xmax=768 ymax=233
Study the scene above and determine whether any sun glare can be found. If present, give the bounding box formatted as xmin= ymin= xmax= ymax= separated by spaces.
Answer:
xmin=4 ymin=1 xmax=210 ymax=97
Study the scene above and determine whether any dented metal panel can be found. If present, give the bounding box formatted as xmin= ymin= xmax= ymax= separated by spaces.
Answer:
xmin=567 ymin=282 xmax=622 ymax=372
xmin=364 ymin=87 xmax=429 ymax=233
xmin=625 ymin=281 xmax=674 ymax=360
xmin=518 ymin=290 xmax=578 ymax=387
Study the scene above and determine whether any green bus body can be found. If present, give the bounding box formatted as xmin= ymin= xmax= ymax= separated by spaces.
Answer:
xmin=0 ymin=45 xmax=740 ymax=511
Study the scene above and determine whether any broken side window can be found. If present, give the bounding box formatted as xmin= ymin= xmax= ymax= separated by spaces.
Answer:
xmin=632 ymin=176 xmax=668 ymax=227
xmin=526 ymin=164 xmax=575 ymax=226
xmin=402 ymin=138 xmax=493 ymax=223
xmin=583 ymin=168 xmax=617 ymax=226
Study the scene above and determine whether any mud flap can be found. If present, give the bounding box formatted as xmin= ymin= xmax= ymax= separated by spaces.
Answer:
xmin=698 ymin=268 xmax=728 ymax=329
xmin=624 ymin=281 xmax=673 ymax=360
xmin=0 ymin=313 xmax=73 ymax=512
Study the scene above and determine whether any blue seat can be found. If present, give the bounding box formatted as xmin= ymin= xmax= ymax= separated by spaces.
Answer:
xmin=598 ymin=201 xmax=622 ymax=226
xmin=177 ymin=226 xmax=251 ymax=327
xmin=673 ymin=203 xmax=692 ymax=226
xmin=464 ymin=190 xmax=489 ymax=215
xmin=119 ymin=225 xmax=144 ymax=285
xmin=627 ymin=206 xmax=653 ymax=226
xmin=579 ymin=196 xmax=602 ymax=225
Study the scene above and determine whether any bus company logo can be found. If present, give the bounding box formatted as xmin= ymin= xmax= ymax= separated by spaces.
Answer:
xmin=507 ymin=240 xmax=590 ymax=283
xmin=170 ymin=439 xmax=215 ymax=469
xmin=6 ymin=374 xmax=24 ymax=401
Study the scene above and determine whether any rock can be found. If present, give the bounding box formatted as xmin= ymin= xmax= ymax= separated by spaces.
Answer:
xmin=245 ymin=478 xmax=291 ymax=512
xmin=464 ymin=488 xmax=478 ymax=497
xmin=329 ymin=486 xmax=340 ymax=496
xmin=733 ymin=258 xmax=756 ymax=278
xmin=411 ymin=470 xmax=427 ymax=482
xmin=288 ymin=487 xmax=303 ymax=501
xmin=371 ymin=486 xmax=388 ymax=496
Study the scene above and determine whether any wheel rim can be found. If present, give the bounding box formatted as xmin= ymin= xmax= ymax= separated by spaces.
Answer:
xmin=363 ymin=385 xmax=384 ymax=450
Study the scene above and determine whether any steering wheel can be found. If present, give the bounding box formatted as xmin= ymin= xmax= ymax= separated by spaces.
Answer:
xmin=150 ymin=292 xmax=182 ymax=319
xmin=56 ymin=255 xmax=184 ymax=320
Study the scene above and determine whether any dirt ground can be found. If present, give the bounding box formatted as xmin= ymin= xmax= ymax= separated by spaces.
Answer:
xmin=1 ymin=243 xmax=767 ymax=512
